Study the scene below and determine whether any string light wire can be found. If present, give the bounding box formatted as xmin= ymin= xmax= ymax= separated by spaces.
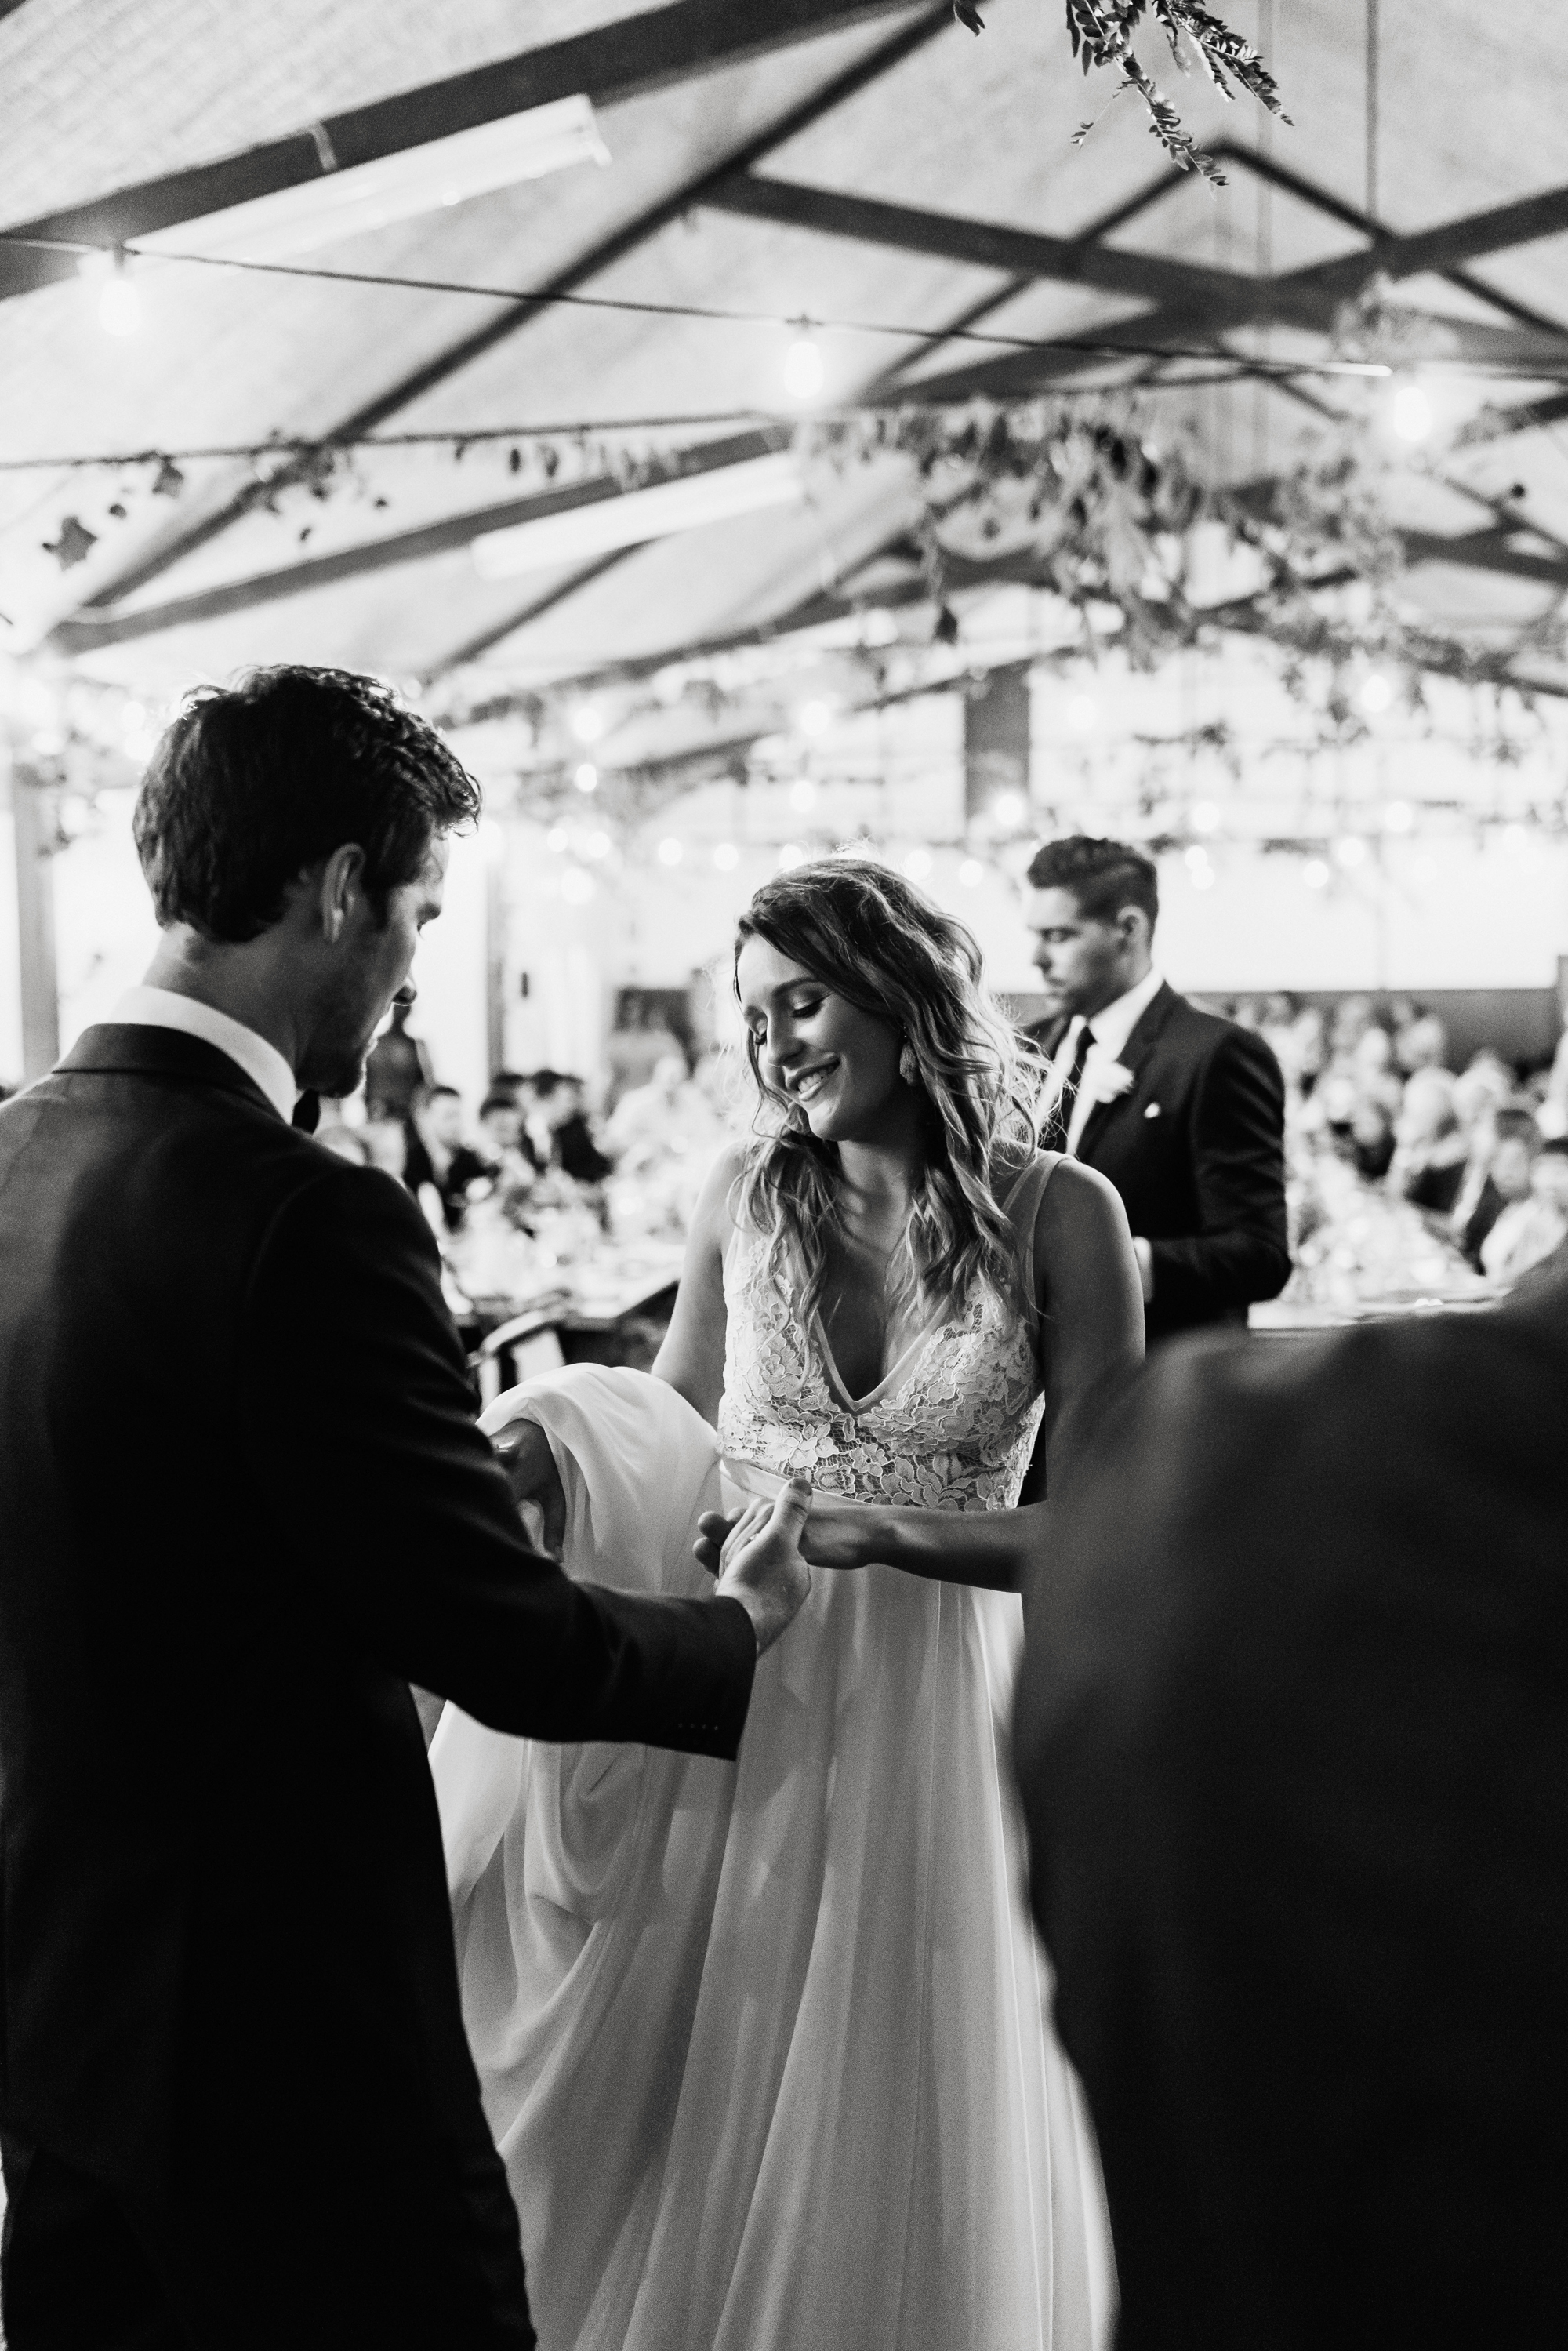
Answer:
xmin=0 ymin=229 xmax=1401 ymax=383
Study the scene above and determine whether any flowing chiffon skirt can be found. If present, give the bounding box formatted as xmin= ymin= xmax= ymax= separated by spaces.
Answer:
xmin=433 ymin=1364 xmax=1111 ymax=2351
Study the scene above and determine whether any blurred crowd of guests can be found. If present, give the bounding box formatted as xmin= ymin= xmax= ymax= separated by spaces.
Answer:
xmin=1202 ymin=991 xmax=1568 ymax=1301
xmin=296 ymin=984 xmax=1568 ymax=1319
xmin=312 ymin=997 xmax=747 ymax=1308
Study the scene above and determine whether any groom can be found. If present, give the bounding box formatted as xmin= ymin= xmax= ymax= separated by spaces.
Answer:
xmin=0 ymin=667 xmax=811 ymax=2351
xmin=1025 ymin=834 xmax=1290 ymax=1343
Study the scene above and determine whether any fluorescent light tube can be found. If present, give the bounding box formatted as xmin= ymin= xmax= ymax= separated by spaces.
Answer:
xmin=138 ymin=95 xmax=609 ymax=265
xmin=470 ymin=453 xmax=805 ymax=580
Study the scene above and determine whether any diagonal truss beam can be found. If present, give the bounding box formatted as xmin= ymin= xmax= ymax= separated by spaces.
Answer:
xmin=877 ymin=176 xmax=1568 ymax=406
xmin=1203 ymin=139 xmax=1568 ymax=337
xmin=422 ymin=162 xmax=1189 ymax=677
xmin=50 ymin=1 xmax=949 ymax=620
xmin=48 ymin=430 xmax=785 ymax=653
xmin=0 ymin=0 xmax=925 ymax=305
xmin=702 ymin=175 xmax=1267 ymax=319
xmin=54 ymin=165 xmax=1191 ymax=660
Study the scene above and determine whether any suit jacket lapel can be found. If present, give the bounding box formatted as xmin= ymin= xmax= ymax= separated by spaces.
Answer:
xmin=1075 ymin=982 xmax=1181 ymax=1160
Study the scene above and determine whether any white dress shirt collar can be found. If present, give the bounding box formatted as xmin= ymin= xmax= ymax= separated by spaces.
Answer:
xmin=109 ymin=985 xmax=298 ymax=1125
xmin=1080 ymin=964 xmax=1166 ymax=1066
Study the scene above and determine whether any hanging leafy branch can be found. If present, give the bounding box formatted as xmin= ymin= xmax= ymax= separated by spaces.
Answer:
xmin=957 ymin=1 xmax=1290 ymax=186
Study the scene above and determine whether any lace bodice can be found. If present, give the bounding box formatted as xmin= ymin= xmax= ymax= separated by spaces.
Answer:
xmin=715 ymin=1159 xmax=1053 ymax=1513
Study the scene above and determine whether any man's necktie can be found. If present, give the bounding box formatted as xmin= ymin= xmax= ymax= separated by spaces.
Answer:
xmin=291 ymin=1090 xmax=321 ymax=1135
xmin=1053 ymin=1021 xmax=1094 ymax=1152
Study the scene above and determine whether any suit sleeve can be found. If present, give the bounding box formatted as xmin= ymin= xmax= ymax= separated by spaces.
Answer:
xmin=238 ymin=1162 xmax=755 ymax=1756
xmin=1147 ymin=1025 xmax=1290 ymax=1319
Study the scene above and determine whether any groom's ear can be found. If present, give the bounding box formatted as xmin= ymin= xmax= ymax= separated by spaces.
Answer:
xmin=314 ymin=842 xmax=368 ymax=943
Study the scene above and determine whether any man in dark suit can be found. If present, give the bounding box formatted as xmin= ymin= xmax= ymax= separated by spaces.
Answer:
xmin=1014 ymin=1248 xmax=1568 ymax=2349
xmin=0 ymin=667 xmax=811 ymax=2351
xmin=1024 ymin=835 xmax=1289 ymax=1343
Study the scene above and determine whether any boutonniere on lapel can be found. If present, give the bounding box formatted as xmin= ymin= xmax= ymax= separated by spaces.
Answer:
xmin=1082 ymin=1059 xmax=1136 ymax=1107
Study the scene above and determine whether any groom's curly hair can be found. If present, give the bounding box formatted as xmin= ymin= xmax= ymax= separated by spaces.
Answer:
xmin=133 ymin=666 xmax=481 ymax=941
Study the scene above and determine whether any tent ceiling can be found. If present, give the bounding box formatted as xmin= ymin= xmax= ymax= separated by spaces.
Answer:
xmin=5 ymin=0 xmax=1568 ymax=721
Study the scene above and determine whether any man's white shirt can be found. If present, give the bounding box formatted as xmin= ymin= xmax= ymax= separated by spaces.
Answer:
xmin=109 ymin=985 xmax=298 ymax=1125
xmin=1044 ymin=966 xmax=1165 ymax=1156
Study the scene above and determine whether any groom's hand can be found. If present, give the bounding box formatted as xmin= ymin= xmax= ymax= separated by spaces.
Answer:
xmin=488 ymin=1415 xmax=568 ymax=1557
xmin=707 ymin=1479 xmax=812 ymax=1656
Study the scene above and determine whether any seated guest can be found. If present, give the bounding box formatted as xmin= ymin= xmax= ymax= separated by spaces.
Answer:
xmin=475 ymin=1088 xmax=538 ymax=1219
xmin=1014 ymin=1244 xmax=1568 ymax=2351
xmin=407 ymin=1084 xmax=488 ymax=1229
xmin=1456 ymin=1102 xmax=1538 ymax=1267
xmin=1481 ymin=1132 xmax=1568 ymax=1285
xmin=605 ymin=1052 xmax=720 ymax=1171
xmin=1348 ymin=1097 xmax=1396 ymax=1183
xmin=1394 ymin=1007 xmax=1450 ymax=1076
xmin=529 ymin=1070 xmax=614 ymax=1185
xmin=1390 ymin=1067 xmax=1467 ymax=1214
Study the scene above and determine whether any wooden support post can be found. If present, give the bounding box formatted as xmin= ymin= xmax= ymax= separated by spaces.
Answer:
xmin=11 ymin=764 xmax=60 ymax=1081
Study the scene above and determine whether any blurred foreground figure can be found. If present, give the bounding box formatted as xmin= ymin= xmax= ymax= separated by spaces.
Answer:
xmin=1015 ymin=1248 xmax=1568 ymax=2350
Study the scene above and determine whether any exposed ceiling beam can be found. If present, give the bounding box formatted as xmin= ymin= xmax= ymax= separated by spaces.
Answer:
xmin=427 ymin=547 xmax=649 ymax=678
xmin=887 ymin=176 xmax=1568 ymax=406
xmin=49 ymin=2 xmax=949 ymax=620
xmin=1399 ymin=527 xmax=1568 ymax=590
xmin=0 ymin=0 xmax=926 ymax=305
xmin=1203 ymin=139 xmax=1568 ymax=339
xmin=48 ymin=430 xmax=786 ymax=653
xmin=701 ymin=174 xmax=1276 ymax=321
xmin=423 ymin=162 xmax=1190 ymax=676
xmin=1455 ymin=387 xmax=1568 ymax=447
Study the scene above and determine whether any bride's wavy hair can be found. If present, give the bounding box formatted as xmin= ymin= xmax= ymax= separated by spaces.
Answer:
xmin=732 ymin=859 xmax=1041 ymax=1330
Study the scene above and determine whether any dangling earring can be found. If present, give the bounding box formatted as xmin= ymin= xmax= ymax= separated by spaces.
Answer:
xmin=898 ymin=1039 xmax=919 ymax=1087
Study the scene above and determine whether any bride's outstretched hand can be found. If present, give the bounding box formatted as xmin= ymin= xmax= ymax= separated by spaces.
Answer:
xmin=698 ymin=1481 xmax=814 ymax=1656
xmin=695 ymin=1491 xmax=877 ymax=1575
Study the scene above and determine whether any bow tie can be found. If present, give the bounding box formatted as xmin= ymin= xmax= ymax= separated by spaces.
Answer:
xmin=291 ymin=1090 xmax=321 ymax=1135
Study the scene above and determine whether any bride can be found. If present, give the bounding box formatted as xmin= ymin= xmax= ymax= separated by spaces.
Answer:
xmin=435 ymin=859 xmax=1143 ymax=2351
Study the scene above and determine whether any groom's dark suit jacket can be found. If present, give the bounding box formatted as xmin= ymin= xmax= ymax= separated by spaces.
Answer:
xmin=0 ymin=1026 xmax=757 ymax=2349
xmin=1014 ymin=1248 xmax=1568 ymax=2349
xmin=1066 ymin=983 xmax=1290 ymax=1343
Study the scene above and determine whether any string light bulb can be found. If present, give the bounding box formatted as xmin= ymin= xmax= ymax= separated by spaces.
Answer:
xmin=795 ymin=699 xmax=831 ymax=738
xmin=1382 ymin=798 xmax=1414 ymax=834
xmin=713 ymin=841 xmax=739 ymax=870
xmin=991 ymin=790 xmax=1026 ymax=829
xmin=1302 ymin=857 xmax=1331 ymax=891
xmin=782 ymin=324 xmax=825 ymax=404
xmin=1359 ymin=669 xmax=1394 ymax=715
xmin=789 ymin=776 xmax=817 ymax=812
xmin=958 ymin=857 xmax=984 ymax=888
xmin=656 ymin=836 xmax=684 ymax=866
xmin=573 ymin=761 xmax=598 ymax=793
xmin=1388 ymin=380 xmax=1434 ymax=445
xmin=569 ymin=703 xmax=606 ymax=746
xmin=902 ymin=846 xmax=933 ymax=881
xmin=82 ymin=248 xmax=141 ymax=337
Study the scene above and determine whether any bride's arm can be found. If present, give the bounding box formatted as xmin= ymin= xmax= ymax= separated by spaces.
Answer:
xmin=793 ymin=1163 xmax=1145 ymax=1592
xmin=651 ymin=1144 xmax=746 ymax=1425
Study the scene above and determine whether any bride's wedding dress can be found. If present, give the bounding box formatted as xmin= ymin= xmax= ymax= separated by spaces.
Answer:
xmin=433 ymin=1156 xmax=1112 ymax=2350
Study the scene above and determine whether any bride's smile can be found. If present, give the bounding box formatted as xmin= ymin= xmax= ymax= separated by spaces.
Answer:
xmin=738 ymin=936 xmax=915 ymax=1149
